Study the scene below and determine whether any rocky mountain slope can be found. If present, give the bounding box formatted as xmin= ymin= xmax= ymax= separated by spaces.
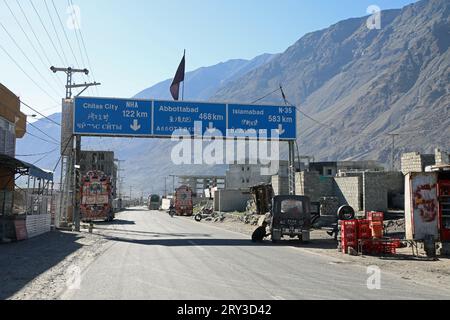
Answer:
xmin=213 ymin=0 xmax=449 ymax=163
xmin=16 ymin=0 xmax=449 ymax=195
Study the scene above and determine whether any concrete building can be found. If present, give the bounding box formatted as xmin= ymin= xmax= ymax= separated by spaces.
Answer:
xmin=225 ymin=163 xmax=272 ymax=190
xmin=310 ymin=161 xmax=384 ymax=177
xmin=435 ymin=149 xmax=449 ymax=166
xmin=214 ymin=190 xmax=252 ymax=212
xmin=401 ymin=152 xmax=436 ymax=175
xmin=290 ymin=160 xmax=403 ymax=213
xmin=177 ymin=175 xmax=225 ymax=198
xmin=79 ymin=151 xmax=118 ymax=197
xmin=1 ymin=84 xmax=54 ymax=241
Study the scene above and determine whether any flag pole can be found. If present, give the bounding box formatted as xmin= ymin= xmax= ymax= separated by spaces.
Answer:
xmin=182 ymin=49 xmax=186 ymax=101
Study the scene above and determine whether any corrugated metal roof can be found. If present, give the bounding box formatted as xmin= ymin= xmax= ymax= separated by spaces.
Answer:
xmin=0 ymin=154 xmax=53 ymax=181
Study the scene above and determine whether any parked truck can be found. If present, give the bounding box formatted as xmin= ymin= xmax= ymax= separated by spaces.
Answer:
xmin=80 ymin=171 xmax=115 ymax=222
xmin=148 ymin=194 xmax=161 ymax=210
xmin=175 ymin=186 xmax=193 ymax=216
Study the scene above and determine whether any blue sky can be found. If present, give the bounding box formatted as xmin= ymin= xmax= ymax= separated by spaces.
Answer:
xmin=0 ymin=0 xmax=417 ymax=116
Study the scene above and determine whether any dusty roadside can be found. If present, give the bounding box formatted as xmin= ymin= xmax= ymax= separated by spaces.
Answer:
xmin=0 ymin=230 xmax=113 ymax=300
xmin=198 ymin=216 xmax=450 ymax=291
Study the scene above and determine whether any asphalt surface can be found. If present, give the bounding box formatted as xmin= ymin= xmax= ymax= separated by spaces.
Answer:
xmin=60 ymin=208 xmax=450 ymax=300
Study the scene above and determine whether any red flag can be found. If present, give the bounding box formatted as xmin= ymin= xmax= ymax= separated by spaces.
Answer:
xmin=170 ymin=51 xmax=186 ymax=101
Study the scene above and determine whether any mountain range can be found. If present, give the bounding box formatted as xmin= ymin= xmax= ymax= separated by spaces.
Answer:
xmin=16 ymin=0 xmax=450 ymax=196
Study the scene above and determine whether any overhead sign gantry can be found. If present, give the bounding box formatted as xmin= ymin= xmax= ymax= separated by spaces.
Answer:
xmin=73 ymin=96 xmax=297 ymax=141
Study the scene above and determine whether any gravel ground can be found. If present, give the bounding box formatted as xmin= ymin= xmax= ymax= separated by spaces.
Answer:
xmin=0 ymin=230 xmax=112 ymax=300
xmin=199 ymin=215 xmax=450 ymax=291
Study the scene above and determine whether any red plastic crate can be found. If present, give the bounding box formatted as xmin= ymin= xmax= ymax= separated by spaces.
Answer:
xmin=358 ymin=220 xmax=372 ymax=239
xmin=367 ymin=211 xmax=384 ymax=222
xmin=370 ymin=221 xmax=384 ymax=239
xmin=341 ymin=220 xmax=358 ymax=254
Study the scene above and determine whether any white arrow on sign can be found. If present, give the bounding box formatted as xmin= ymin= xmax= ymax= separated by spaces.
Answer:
xmin=277 ymin=124 xmax=285 ymax=135
xmin=130 ymin=119 xmax=141 ymax=131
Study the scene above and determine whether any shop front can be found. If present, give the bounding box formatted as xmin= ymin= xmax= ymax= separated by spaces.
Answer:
xmin=0 ymin=154 xmax=54 ymax=242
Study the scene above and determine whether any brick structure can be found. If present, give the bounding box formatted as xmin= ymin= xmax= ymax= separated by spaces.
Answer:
xmin=334 ymin=175 xmax=363 ymax=211
xmin=271 ymin=175 xmax=289 ymax=196
xmin=435 ymin=148 xmax=450 ymax=165
xmin=401 ymin=152 xmax=436 ymax=175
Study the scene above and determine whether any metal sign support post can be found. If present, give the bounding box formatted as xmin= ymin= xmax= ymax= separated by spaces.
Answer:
xmin=74 ymin=135 xmax=81 ymax=232
xmin=288 ymin=140 xmax=296 ymax=195
xmin=51 ymin=66 xmax=100 ymax=232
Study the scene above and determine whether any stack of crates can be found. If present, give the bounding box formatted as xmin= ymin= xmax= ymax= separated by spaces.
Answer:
xmin=341 ymin=220 xmax=358 ymax=254
xmin=358 ymin=219 xmax=373 ymax=254
xmin=368 ymin=211 xmax=384 ymax=239
xmin=383 ymin=239 xmax=402 ymax=255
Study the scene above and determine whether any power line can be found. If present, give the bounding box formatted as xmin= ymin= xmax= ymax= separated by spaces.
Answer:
xmin=0 ymin=21 xmax=61 ymax=97
xmin=20 ymin=100 xmax=61 ymax=126
xmin=16 ymin=148 xmax=58 ymax=157
xmin=2 ymin=0 xmax=62 ymax=91
xmin=13 ymin=0 xmax=65 ymax=88
xmin=25 ymin=131 xmax=59 ymax=145
xmin=32 ymin=147 xmax=59 ymax=165
xmin=28 ymin=0 xmax=66 ymax=67
xmin=0 ymin=99 xmax=60 ymax=145
xmin=0 ymin=42 xmax=59 ymax=104
xmin=27 ymin=120 xmax=60 ymax=144
xmin=251 ymin=87 xmax=280 ymax=104
xmin=51 ymin=0 xmax=93 ymax=94
xmin=43 ymin=0 xmax=69 ymax=66
xmin=50 ymin=0 xmax=80 ymax=68
xmin=66 ymin=0 xmax=94 ymax=96
xmin=0 ymin=85 xmax=61 ymax=126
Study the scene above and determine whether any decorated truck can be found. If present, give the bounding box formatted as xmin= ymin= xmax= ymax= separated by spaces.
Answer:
xmin=80 ymin=171 xmax=115 ymax=222
xmin=175 ymin=186 xmax=193 ymax=216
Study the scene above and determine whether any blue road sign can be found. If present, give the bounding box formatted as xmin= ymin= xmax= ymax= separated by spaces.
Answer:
xmin=73 ymin=97 xmax=297 ymax=140
xmin=74 ymin=97 xmax=152 ymax=136
xmin=153 ymin=100 xmax=227 ymax=137
xmin=228 ymin=104 xmax=297 ymax=140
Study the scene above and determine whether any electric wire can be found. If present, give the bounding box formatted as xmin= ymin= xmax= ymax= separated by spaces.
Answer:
xmin=66 ymin=0 xmax=93 ymax=95
xmin=50 ymin=0 xmax=80 ymax=68
xmin=2 ymin=0 xmax=63 ymax=91
xmin=0 ymin=21 xmax=61 ymax=97
xmin=43 ymin=0 xmax=69 ymax=66
xmin=26 ymin=121 xmax=60 ymax=144
xmin=0 ymin=42 xmax=59 ymax=104
xmin=28 ymin=0 xmax=66 ymax=68
xmin=14 ymin=0 xmax=65 ymax=88
xmin=0 ymin=85 xmax=62 ymax=126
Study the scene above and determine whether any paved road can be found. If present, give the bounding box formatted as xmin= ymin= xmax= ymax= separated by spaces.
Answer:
xmin=61 ymin=208 xmax=450 ymax=300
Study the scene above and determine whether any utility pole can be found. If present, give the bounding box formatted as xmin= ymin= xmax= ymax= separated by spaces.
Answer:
xmin=52 ymin=66 xmax=101 ymax=232
xmin=387 ymin=133 xmax=400 ymax=171
xmin=169 ymin=175 xmax=176 ymax=195
xmin=164 ymin=177 xmax=168 ymax=198
xmin=115 ymin=159 xmax=125 ymax=199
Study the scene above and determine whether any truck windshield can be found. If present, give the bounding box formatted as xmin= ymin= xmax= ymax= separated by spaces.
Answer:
xmin=280 ymin=200 xmax=304 ymax=214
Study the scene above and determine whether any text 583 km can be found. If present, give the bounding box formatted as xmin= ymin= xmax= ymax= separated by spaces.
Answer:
xmin=178 ymin=304 xmax=272 ymax=318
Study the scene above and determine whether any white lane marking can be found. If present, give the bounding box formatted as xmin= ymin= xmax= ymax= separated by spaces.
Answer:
xmin=272 ymin=296 xmax=285 ymax=300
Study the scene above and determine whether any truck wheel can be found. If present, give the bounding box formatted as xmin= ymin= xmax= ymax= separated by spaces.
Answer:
xmin=272 ymin=231 xmax=281 ymax=243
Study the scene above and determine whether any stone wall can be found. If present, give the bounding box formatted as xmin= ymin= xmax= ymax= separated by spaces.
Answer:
xmin=272 ymin=175 xmax=289 ymax=196
xmin=333 ymin=176 xmax=362 ymax=211
xmin=401 ymin=152 xmax=436 ymax=174
xmin=435 ymin=148 xmax=450 ymax=165
xmin=214 ymin=190 xmax=252 ymax=212
xmin=362 ymin=172 xmax=389 ymax=212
